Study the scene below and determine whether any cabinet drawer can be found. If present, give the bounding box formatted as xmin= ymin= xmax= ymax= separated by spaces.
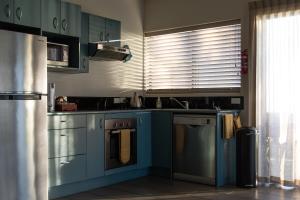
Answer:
xmin=48 ymin=128 xmax=86 ymax=158
xmin=49 ymin=155 xmax=86 ymax=187
xmin=48 ymin=115 xmax=86 ymax=129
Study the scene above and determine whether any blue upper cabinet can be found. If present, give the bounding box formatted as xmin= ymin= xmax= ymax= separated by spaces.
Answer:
xmin=88 ymin=14 xmax=121 ymax=47
xmin=0 ymin=0 xmax=40 ymax=27
xmin=137 ymin=112 xmax=152 ymax=169
xmin=0 ymin=0 xmax=13 ymax=23
xmin=86 ymin=114 xmax=105 ymax=179
xmin=14 ymin=0 xmax=41 ymax=28
xmin=42 ymin=0 xmax=81 ymax=37
xmin=89 ymin=14 xmax=106 ymax=43
xmin=41 ymin=0 xmax=61 ymax=34
xmin=105 ymin=18 xmax=121 ymax=47
xmin=60 ymin=1 xmax=81 ymax=37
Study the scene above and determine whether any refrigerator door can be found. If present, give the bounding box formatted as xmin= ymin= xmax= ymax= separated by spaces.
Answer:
xmin=0 ymin=30 xmax=47 ymax=94
xmin=0 ymin=95 xmax=48 ymax=200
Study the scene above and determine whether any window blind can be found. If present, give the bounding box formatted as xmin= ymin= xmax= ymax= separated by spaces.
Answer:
xmin=144 ymin=23 xmax=241 ymax=92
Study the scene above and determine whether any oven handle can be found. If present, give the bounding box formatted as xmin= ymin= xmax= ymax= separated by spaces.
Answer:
xmin=110 ymin=129 xmax=136 ymax=134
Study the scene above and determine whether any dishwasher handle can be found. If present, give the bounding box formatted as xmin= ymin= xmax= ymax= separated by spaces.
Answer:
xmin=174 ymin=115 xmax=216 ymax=126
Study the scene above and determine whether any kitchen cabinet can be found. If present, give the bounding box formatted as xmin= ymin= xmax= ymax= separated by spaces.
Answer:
xmin=79 ymin=12 xmax=89 ymax=73
xmin=0 ymin=0 xmax=40 ymax=27
xmin=48 ymin=128 xmax=87 ymax=158
xmin=0 ymin=0 xmax=13 ymax=23
xmin=48 ymin=114 xmax=87 ymax=187
xmin=151 ymin=111 xmax=173 ymax=171
xmin=89 ymin=14 xmax=106 ymax=43
xmin=86 ymin=114 xmax=105 ymax=179
xmin=89 ymin=14 xmax=121 ymax=47
xmin=60 ymin=1 xmax=81 ymax=37
xmin=14 ymin=0 xmax=41 ymax=28
xmin=41 ymin=0 xmax=60 ymax=34
xmin=137 ymin=112 xmax=152 ymax=169
xmin=105 ymin=18 xmax=121 ymax=47
xmin=49 ymin=155 xmax=86 ymax=187
xmin=42 ymin=0 xmax=81 ymax=37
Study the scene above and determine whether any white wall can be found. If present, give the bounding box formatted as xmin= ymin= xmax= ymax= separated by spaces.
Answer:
xmin=144 ymin=0 xmax=255 ymax=124
xmin=48 ymin=0 xmax=144 ymax=97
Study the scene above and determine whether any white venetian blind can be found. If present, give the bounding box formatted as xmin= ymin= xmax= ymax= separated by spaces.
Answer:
xmin=144 ymin=23 xmax=241 ymax=92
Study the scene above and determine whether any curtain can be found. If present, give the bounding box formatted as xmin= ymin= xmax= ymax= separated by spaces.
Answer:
xmin=250 ymin=0 xmax=300 ymax=186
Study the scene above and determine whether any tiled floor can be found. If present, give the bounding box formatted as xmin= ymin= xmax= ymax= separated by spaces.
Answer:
xmin=55 ymin=176 xmax=300 ymax=200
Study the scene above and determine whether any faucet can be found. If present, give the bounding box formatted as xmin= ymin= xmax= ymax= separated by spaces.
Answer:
xmin=169 ymin=97 xmax=189 ymax=109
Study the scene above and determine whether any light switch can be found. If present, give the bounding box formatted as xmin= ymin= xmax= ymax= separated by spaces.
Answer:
xmin=231 ymin=98 xmax=241 ymax=105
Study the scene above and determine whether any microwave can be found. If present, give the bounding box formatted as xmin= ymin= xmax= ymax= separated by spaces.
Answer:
xmin=47 ymin=42 xmax=69 ymax=67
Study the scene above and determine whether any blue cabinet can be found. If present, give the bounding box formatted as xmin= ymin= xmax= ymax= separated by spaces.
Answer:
xmin=60 ymin=1 xmax=81 ymax=37
xmin=42 ymin=0 xmax=81 ymax=37
xmin=86 ymin=114 xmax=105 ymax=179
xmin=151 ymin=111 xmax=173 ymax=170
xmin=88 ymin=14 xmax=121 ymax=47
xmin=0 ymin=0 xmax=40 ymax=27
xmin=14 ymin=0 xmax=41 ymax=28
xmin=137 ymin=112 xmax=152 ymax=169
xmin=89 ymin=14 xmax=106 ymax=43
xmin=0 ymin=0 xmax=13 ymax=23
xmin=105 ymin=18 xmax=121 ymax=47
xmin=41 ymin=0 xmax=60 ymax=34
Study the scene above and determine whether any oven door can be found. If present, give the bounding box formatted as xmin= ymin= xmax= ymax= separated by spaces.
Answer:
xmin=105 ymin=128 xmax=137 ymax=170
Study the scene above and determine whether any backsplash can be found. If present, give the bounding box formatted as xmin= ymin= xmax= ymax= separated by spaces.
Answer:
xmin=67 ymin=96 xmax=244 ymax=111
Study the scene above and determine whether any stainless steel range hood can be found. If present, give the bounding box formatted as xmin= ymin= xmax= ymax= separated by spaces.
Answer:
xmin=88 ymin=43 xmax=132 ymax=62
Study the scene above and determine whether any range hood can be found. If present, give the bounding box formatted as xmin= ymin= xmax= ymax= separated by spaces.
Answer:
xmin=88 ymin=43 xmax=132 ymax=62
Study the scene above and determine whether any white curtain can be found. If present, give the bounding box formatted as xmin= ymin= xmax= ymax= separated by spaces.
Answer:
xmin=255 ymin=3 xmax=300 ymax=186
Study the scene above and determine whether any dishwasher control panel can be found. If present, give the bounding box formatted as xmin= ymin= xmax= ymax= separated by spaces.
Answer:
xmin=173 ymin=115 xmax=216 ymax=126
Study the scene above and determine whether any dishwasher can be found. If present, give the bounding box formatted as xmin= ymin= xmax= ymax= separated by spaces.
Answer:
xmin=173 ymin=114 xmax=216 ymax=185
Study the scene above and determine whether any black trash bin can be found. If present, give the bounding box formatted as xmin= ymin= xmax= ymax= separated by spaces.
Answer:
xmin=236 ymin=127 xmax=257 ymax=187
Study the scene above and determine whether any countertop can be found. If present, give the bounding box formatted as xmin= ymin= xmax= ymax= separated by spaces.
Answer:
xmin=47 ymin=108 xmax=241 ymax=115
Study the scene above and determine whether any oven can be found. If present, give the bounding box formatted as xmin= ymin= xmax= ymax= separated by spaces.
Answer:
xmin=105 ymin=118 xmax=137 ymax=170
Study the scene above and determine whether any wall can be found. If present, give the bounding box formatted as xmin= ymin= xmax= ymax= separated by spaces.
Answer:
xmin=48 ymin=0 xmax=144 ymax=97
xmin=144 ymin=0 xmax=255 ymax=125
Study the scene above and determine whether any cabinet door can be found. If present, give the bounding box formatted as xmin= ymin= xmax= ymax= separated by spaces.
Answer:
xmin=86 ymin=114 xmax=105 ymax=179
xmin=105 ymin=18 xmax=121 ymax=47
xmin=41 ymin=0 xmax=60 ymax=34
xmin=14 ymin=0 xmax=40 ymax=28
xmin=79 ymin=12 xmax=89 ymax=73
xmin=48 ymin=128 xmax=87 ymax=158
xmin=49 ymin=155 xmax=86 ymax=187
xmin=137 ymin=112 xmax=152 ymax=169
xmin=89 ymin=14 xmax=105 ymax=43
xmin=60 ymin=1 xmax=81 ymax=37
xmin=0 ymin=0 xmax=13 ymax=23
xmin=152 ymin=111 xmax=172 ymax=169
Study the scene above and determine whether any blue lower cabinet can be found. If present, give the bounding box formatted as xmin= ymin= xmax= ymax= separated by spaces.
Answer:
xmin=86 ymin=114 xmax=105 ymax=179
xmin=151 ymin=111 xmax=173 ymax=169
xmin=137 ymin=112 xmax=152 ymax=169
xmin=49 ymin=155 xmax=86 ymax=187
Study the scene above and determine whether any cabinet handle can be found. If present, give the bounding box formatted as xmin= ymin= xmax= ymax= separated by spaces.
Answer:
xmin=99 ymin=119 xmax=103 ymax=129
xmin=139 ymin=117 xmax=142 ymax=124
xmin=16 ymin=7 xmax=22 ymax=21
xmin=99 ymin=32 xmax=103 ymax=41
xmin=60 ymin=120 xmax=66 ymax=123
xmin=62 ymin=19 xmax=68 ymax=31
xmin=5 ymin=4 xmax=11 ymax=18
xmin=53 ymin=17 xmax=58 ymax=29
xmin=60 ymin=134 xmax=67 ymax=137
xmin=105 ymin=33 xmax=110 ymax=42
xmin=60 ymin=161 xmax=70 ymax=165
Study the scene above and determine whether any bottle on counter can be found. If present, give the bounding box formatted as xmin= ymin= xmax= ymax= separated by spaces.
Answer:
xmin=156 ymin=97 xmax=162 ymax=109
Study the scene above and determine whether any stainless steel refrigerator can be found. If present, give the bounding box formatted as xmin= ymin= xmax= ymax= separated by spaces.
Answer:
xmin=0 ymin=30 xmax=48 ymax=200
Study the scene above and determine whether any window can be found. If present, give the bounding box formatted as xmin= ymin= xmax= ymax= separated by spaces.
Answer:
xmin=144 ymin=22 xmax=241 ymax=93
